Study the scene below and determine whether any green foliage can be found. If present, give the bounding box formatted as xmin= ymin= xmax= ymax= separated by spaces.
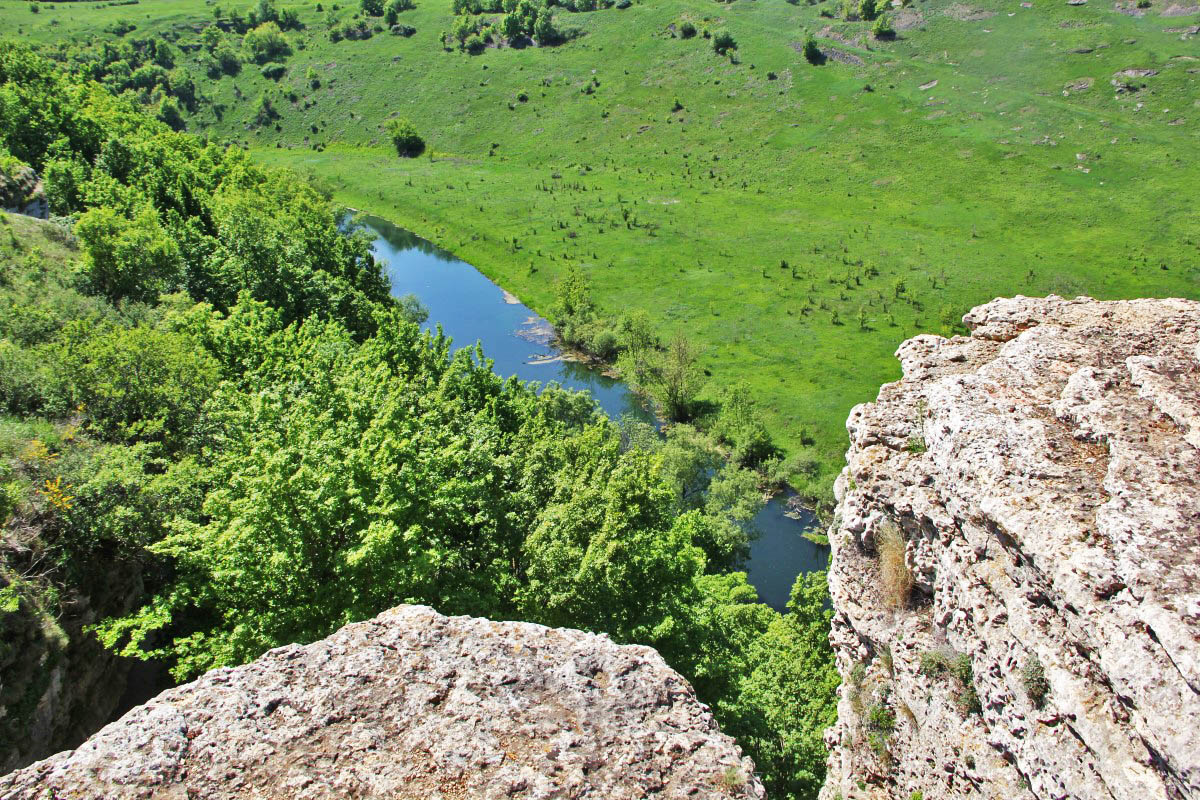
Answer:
xmin=802 ymin=35 xmax=822 ymax=64
xmin=712 ymin=29 xmax=736 ymax=55
xmin=679 ymin=21 xmax=696 ymax=38
xmin=1022 ymin=654 xmax=1049 ymax=708
xmin=75 ymin=205 xmax=183 ymax=304
xmin=243 ymin=21 xmax=290 ymax=63
xmin=59 ymin=323 xmax=219 ymax=449
xmin=385 ymin=116 xmax=424 ymax=156
xmin=871 ymin=13 xmax=894 ymax=38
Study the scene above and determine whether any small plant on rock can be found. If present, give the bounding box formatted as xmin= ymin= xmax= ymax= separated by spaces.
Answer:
xmin=1022 ymin=654 xmax=1049 ymax=709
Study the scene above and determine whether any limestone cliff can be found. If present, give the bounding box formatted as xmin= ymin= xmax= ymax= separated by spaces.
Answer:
xmin=820 ymin=296 xmax=1199 ymax=800
xmin=0 ymin=605 xmax=765 ymax=799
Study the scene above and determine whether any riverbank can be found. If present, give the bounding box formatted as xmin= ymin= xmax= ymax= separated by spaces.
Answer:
xmin=357 ymin=212 xmax=830 ymax=610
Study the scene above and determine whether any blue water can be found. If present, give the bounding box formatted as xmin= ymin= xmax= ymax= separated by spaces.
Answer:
xmin=363 ymin=215 xmax=828 ymax=611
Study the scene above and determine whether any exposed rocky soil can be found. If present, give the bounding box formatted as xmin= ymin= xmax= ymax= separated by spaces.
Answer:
xmin=1 ymin=605 xmax=764 ymax=799
xmin=0 ymin=166 xmax=47 ymax=220
xmin=819 ymin=296 xmax=1200 ymax=800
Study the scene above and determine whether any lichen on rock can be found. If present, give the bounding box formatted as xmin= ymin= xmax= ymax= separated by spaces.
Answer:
xmin=820 ymin=295 xmax=1200 ymax=800
xmin=1 ymin=604 xmax=764 ymax=799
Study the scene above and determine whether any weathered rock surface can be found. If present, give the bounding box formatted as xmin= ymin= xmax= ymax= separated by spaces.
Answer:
xmin=0 ymin=165 xmax=47 ymax=220
xmin=1 ymin=605 xmax=764 ymax=799
xmin=820 ymin=296 xmax=1200 ymax=800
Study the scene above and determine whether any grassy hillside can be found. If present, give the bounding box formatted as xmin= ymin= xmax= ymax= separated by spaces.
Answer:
xmin=7 ymin=0 xmax=1198 ymax=492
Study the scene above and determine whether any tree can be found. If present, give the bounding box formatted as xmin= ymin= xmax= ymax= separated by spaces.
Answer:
xmin=802 ymin=35 xmax=823 ymax=64
xmin=75 ymin=205 xmax=183 ymax=304
xmin=532 ymin=11 xmax=557 ymax=45
xmin=500 ymin=11 xmax=522 ymax=39
xmin=858 ymin=0 xmax=878 ymax=20
xmin=658 ymin=333 xmax=703 ymax=422
xmin=871 ymin=12 xmax=894 ymax=38
xmin=361 ymin=0 xmax=384 ymax=15
xmin=243 ymin=21 xmax=290 ymax=63
xmin=385 ymin=117 xmax=424 ymax=156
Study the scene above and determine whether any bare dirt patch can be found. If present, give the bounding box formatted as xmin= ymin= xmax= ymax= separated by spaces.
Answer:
xmin=944 ymin=3 xmax=998 ymax=18
xmin=892 ymin=7 xmax=926 ymax=29
xmin=1160 ymin=2 xmax=1200 ymax=14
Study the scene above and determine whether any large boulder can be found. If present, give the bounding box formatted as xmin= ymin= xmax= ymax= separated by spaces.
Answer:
xmin=1 ymin=605 xmax=765 ymax=799
xmin=820 ymin=296 xmax=1200 ymax=800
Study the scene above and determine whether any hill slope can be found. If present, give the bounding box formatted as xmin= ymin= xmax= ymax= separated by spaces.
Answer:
xmin=6 ymin=0 xmax=1198 ymax=491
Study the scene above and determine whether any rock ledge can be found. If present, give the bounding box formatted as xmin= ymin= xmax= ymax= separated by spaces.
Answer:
xmin=821 ymin=295 xmax=1200 ymax=800
xmin=2 ymin=605 xmax=764 ymax=799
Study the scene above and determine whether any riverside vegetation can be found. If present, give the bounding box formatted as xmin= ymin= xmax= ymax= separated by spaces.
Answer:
xmin=3 ymin=0 xmax=1197 ymax=502
xmin=0 ymin=44 xmax=838 ymax=799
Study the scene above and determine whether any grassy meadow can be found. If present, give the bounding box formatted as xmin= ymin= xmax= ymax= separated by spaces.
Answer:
xmin=6 ymin=0 xmax=1198 ymax=493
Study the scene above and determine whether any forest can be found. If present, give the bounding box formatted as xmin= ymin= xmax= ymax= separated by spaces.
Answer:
xmin=0 ymin=42 xmax=836 ymax=798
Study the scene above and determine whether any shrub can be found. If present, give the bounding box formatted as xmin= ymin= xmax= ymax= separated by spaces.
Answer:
xmin=385 ymin=117 xmax=424 ymax=156
xmin=858 ymin=0 xmax=878 ymax=19
xmin=215 ymin=44 xmax=241 ymax=73
xmin=872 ymin=13 xmax=894 ymax=38
xmin=803 ymin=36 xmax=824 ymax=64
xmin=590 ymin=329 xmax=618 ymax=360
xmin=361 ymin=0 xmax=383 ymax=14
xmin=679 ymin=20 xmax=696 ymax=38
xmin=712 ymin=29 xmax=736 ymax=55
xmin=29 ymin=2 xmax=39 ymax=12
xmin=876 ymin=520 xmax=911 ymax=610
xmin=260 ymin=61 xmax=286 ymax=79
xmin=243 ymin=21 xmax=291 ymax=63
xmin=1022 ymin=654 xmax=1049 ymax=708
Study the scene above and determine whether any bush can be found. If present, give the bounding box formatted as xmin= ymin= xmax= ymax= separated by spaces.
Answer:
xmin=75 ymin=205 xmax=183 ymax=304
xmin=871 ymin=13 xmax=894 ymax=38
xmin=214 ymin=44 xmax=241 ymax=74
xmin=385 ymin=117 xmax=424 ymax=156
xmin=712 ymin=29 xmax=736 ymax=55
xmin=244 ymin=21 xmax=291 ymax=63
xmin=876 ymin=520 xmax=911 ymax=610
xmin=1022 ymin=654 xmax=1049 ymax=708
xmin=679 ymin=20 xmax=696 ymax=38
xmin=803 ymin=35 xmax=823 ymax=64
xmin=361 ymin=0 xmax=383 ymax=14
xmin=589 ymin=329 xmax=618 ymax=360
xmin=858 ymin=0 xmax=878 ymax=19
xmin=260 ymin=61 xmax=286 ymax=79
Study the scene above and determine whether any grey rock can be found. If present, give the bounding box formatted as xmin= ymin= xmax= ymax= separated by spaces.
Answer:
xmin=1 ymin=605 xmax=764 ymax=799
xmin=820 ymin=296 xmax=1200 ymax=800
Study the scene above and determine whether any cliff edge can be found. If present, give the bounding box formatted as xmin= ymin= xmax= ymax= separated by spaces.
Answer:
xmin=0 ymin=605 xmax=764 ymax=799
xmin=821 ymin=295 xmax=1199 ymax=800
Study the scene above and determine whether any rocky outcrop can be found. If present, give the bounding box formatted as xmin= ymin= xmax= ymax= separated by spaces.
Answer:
xmin=820 ymin=296 xmax=1200 ymax=800
xmin=0 ymin=605 xmax=764 ymax=799
xmin=0 ymin=165 xmax=47 ymax=220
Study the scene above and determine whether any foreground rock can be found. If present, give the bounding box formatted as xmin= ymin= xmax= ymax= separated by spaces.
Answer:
xmin=1 ymin=605 xmax=764 ymax=799
xmin=820 ymin=296 xmax=1200 ymax=800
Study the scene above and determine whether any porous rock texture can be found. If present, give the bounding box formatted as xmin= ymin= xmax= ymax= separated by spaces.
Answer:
xmin=0 ymin=605 xmax=764 ymax=799
xmin=820 ymin=296 xmax=1200 ymax=800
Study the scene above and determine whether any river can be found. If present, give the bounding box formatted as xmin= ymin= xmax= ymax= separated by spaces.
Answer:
xmin=362 ymin=214 xmax=829 ymax=612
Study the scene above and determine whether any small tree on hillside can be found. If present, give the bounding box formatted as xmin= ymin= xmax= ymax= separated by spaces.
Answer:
xmin=361 ymin=0 xmax=384 ymax=15
xmin=802 ymin=35 xmax=822 ymax=64
xmin=385 ymin=117 xmax=424 ymax=156
xmin=243 ymin=21 xmax=290 ymax=63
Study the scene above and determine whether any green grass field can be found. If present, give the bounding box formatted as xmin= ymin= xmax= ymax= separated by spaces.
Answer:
xmin=6 ymin=0 xmax=1198 ymax=492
